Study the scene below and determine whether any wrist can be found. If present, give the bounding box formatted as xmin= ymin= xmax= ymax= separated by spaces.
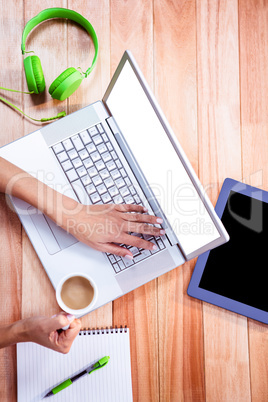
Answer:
xmin=9 ymin=319 xmax=30 ymax=344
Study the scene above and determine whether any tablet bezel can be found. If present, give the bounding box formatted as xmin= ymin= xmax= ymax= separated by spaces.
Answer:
xmin=187 ymin=178 xmax=268 ymax=324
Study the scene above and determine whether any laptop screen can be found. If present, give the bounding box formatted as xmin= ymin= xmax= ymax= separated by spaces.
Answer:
xmin=105 ymin=58 xmax=220 ymax=256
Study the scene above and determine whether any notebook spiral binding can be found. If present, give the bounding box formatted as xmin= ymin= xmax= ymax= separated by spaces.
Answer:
xmin=79 ymin=325 xmax=128 ymax=335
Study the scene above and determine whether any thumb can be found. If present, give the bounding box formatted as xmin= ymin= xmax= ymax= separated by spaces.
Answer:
xmin=49 ymin=313 xmax=75 ymax=331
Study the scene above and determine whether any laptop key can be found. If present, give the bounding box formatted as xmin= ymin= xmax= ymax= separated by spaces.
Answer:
xmin=96 ymin=183 xmax=106 ymax=195
xmin=106 ymin=160 xmax=117 ymax=171
xmin=90 ymin=192 xmax=101 ymax=204
xmin=97 ymin=123 xmax=104 ymax=133
xmin=68 ymin=149 xmax=78 ymax=160
xmin=121 ymin=256 xmax=134 ymax=268
xmin=97 ymin=143 xmax=107 ymax=154
xmin=88 ymin=126 xmax=98 ymax=136
xmin=83 ymin=157 xmax=93 ymax=169
xmin=53 ymin=143 xmax=64 ymax=154
xmin=80 ymin=130 xmax=91 ymax=145
xmin=113 ymin=263 xmax=120 ymax=273
xmin=118 ymin=260 xmax=125 ymax=270
xmin=61 ymin=159 xmax=72 ymax=171
xmin=77 ymin=166 xmax=87 ymax=177
xmin=91 ymin=151 xmax=101 ymax=162
xmin=113 ymin=194 xmax=123 ymax=204
xmin=92 ymin=175 xmax=102 ymax=186
xmin=86 ymin=143 xmax=96 ymax=153
xmin=102 ymin=152 xmax=112 ymax=163
xmin=62 ymin=139 xmax=73 ymax=151
xmin=66 ymin=169 xmax=78 ymax=182
xmin=92 ymin=134 xmax=102 ymax=145
xmin=106 ymin=141 xmax=113 ymax=151
xmin=57 ymin=151 xmax=68 ymax=163
xmin=115 ymin=178 xmax=125 ymax=189
xmin=104 ymin=176 xmax=114 ymax=187
xmin=108 ymin=255 xmax=116 ymax=264
xmin=72 ymin=157 xmax=83 ymax=169
xmin=81 ymin=174 xmax=91 ymax=186
xmin=120 ymin=186 xmax=130 ymax=197
xmin=111 ymin=169 xmax=120 ymax=180
xmin=88 ymin=167 xmax=98 ymax=177
xmin=101 ymin=192 xmax=112 ymax=203
xmin=72 ymin=135 xmax=84 ymax=151
xmin=78 ymin=149 xmax=89 ymax=160
xmin=95 ymin=160 xmax=105 ymax=171
xmin=109 ymin=186 xmax=119 ymax=197
xmin=85 ymin=183 xmax=96 ymax=195
xmin=134 ymin=249 xmax=151 ymax=263
xmin=124 ymin=195 xmax=134 ymax=204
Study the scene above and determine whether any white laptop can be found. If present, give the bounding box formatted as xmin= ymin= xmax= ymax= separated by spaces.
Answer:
xmin=0 ymin=51 xmax=229 ymax=312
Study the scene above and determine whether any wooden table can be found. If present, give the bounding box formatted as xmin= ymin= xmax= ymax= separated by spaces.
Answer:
xmin=1 ymin=1 xmax=268 ymax=401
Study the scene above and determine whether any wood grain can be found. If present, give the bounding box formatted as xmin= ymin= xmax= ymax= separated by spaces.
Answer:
xmin=196 ymin=0 xmax=251 ymax=401
xmin=1 ymin=0 xmax=268 ymax=401
xmin=0 ymin=1 xmax=24 ymax=400
xmin=154 ymin=1 xmax=205 ymax=401
xmin=110 ymin=1 xmax=159 ymax=401
xmin=239 ymin=1 xmax=268 ymax=401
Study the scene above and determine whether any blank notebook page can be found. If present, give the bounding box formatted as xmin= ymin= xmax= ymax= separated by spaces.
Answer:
xmin=17 ymin=328 xmax=132 ymax=402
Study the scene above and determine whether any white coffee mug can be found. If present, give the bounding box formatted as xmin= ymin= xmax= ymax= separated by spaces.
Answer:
xmin=56 ymin=272 xmax=98 ymax=325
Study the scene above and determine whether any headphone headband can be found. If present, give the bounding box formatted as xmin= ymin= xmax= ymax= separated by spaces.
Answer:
xmin=21 ymin=8 xmax=98 ymax=77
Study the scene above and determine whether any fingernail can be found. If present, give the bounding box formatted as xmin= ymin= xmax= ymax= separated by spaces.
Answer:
xmin=143 ymin=207 xmax=148 ymax=212
xmin=67 ymin=314 xmax=75 ymax=322
xmin=152 ymin=245 xmax=158 ymax=250
xmin=156 ymin=218 xmax=163 ymax=224
xmin=160 ymin=229 xmax=165 ymax=235
xmin=51 ymin=314 xmax=57 ymax=318
xmin=125 ymin=254 xmax=133 ymax=260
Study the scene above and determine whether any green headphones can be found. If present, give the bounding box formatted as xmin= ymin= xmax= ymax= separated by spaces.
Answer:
xmin=22 ymin=8 xmax=99 ymax=101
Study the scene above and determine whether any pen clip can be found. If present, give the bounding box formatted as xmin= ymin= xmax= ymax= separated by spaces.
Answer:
xmin=88 ymin=356 xmax=110 ymax=374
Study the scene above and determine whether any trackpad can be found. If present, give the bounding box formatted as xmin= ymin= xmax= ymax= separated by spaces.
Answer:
xmin=28 ymin=206 xmax=78 ymax=255
xmin=116 ymin=249 xmax=176 ymax=293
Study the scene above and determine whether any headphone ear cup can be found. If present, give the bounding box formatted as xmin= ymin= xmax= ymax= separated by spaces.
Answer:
xmin=23 ymin=55 xmax=45 ymax=94
xmin=49 ymin=67 xmax=83 ymax=101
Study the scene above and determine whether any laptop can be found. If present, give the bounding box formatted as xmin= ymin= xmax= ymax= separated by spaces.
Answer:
xmin=0 ymin=50 xmax=229 ymax=312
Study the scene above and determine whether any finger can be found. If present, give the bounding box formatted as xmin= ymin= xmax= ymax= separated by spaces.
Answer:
xmin=98 ymin=242 xmax=133 ymax=258
xmin=58 ymin=321 xmax=81 ymax=354
xmin=49 ymin=313 xmax=75 ymax=331
xmin=120 ymin=233 xmax=158 ymax=251
xmin=122 ymin=221 xmax=165 ymax=237
xmin=115 ymin=204 xmax=147 ymax=213
xmin=123 ymin=213 xmax=163 ymax=225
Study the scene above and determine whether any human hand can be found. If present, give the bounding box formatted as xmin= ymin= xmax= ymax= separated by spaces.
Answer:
xmin=16 ymin=313 xmax=81 ymax=354
xmin=59 ymin=203 xmax=165 ymax=258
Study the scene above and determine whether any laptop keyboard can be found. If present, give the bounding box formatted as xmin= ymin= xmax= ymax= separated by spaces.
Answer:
xmin=51 ymin=123 xmax=165 ymax=274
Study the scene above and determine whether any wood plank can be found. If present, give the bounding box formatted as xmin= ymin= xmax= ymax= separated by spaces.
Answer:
xmin=0 ymin=1 xmax=24 ymax=400
xmin=154 ymin=1 xmax=205 ymax=400
xmin=239 ymin=0 xmax=268 ymax=401
xmin=110 ymin=1 xmax=158 ymax=401
xmin=21 ymin=1 xmax=68 ymax=325
xmin=196 ymin=0 xmax=251 ymax=401
xmin=67 ymin=0 xmax=112 ymax=330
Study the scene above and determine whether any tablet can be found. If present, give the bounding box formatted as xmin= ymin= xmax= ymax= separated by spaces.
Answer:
xmin=187 ymin=178 xmax=268 ymax=324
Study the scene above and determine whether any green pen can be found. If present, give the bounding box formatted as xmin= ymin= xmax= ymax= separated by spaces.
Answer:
xmin=44 ymin=356 xmax=110 ymax=398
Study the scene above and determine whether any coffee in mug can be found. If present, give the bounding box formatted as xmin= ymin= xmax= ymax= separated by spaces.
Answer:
xmin=56 ymin=273 xmax=98 ymax=316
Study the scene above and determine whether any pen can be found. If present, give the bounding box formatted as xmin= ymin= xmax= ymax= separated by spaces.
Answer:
xmin=44 ymin=356 xmax=110 ymax=397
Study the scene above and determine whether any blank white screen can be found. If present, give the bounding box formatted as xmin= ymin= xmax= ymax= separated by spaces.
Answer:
xmin=106 ymin=60 xmax=219 ymax=255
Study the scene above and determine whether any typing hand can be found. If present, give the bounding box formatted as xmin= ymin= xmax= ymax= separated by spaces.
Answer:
xmin=16 ymin=313 xmax=81 ymax=354
xmin=59 ymin=203 xmax=165 ymax=258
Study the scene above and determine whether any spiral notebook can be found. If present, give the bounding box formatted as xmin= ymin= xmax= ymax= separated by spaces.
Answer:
xmin=17 ymin=327 xmax=133 ymax=402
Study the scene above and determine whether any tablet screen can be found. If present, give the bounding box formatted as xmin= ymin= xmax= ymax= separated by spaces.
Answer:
xmin=198 ymin=190 xmax=268 ymax=312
